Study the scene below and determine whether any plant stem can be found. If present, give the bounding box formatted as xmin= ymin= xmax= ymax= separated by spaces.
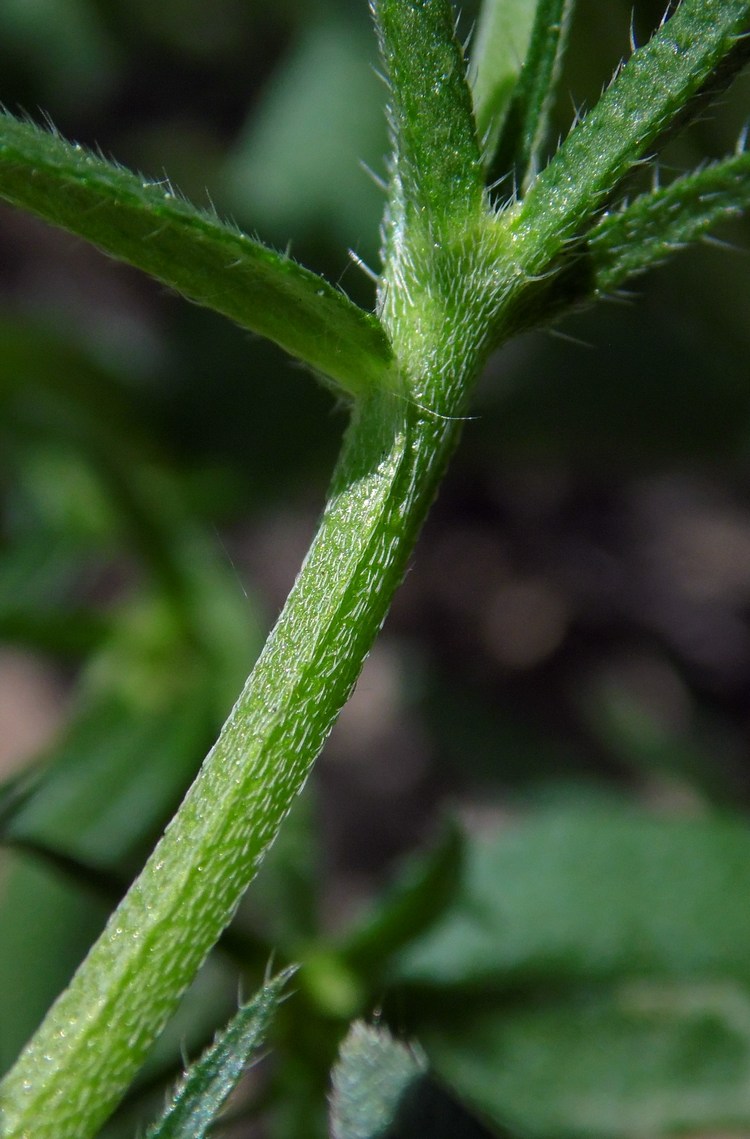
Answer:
xmin=0 ymin=6 xmax=500 ymax=1132
xmin=0 ymin=373 xmax=477 ymax=1139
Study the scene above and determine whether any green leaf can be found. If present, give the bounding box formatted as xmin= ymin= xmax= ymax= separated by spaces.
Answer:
xmin=222 ymin=18 xmax=386 ymax=257
xmin=490 ymin=0 xmax=576 ymax=192
xmin=392 ymin=806 xmax=750 ymax=987
xmin=0 ymin=111 xmax=393 ymax=397
xmin=589 ymin=149 xmax=750 ymax=292
xmin=508 ymin=0 xmax=750 ymax=271
xmin=374 ymin=0 xmax=485 ymax=235
xmin=241 ymin=784 xmax=322 ymax=952
xmin=0 ymin=768 xmax=40 ymax=834
xmin=1 ymin=562 xmax=258 ymax=871
xmin=330 ymin=1022 xmax=428 ymax=1139
xmin=330 ymin=1021 xmax=495 ymax=1139
xmin=469 ymin=0 xmax=537 ymax=158
xmin=341 ymin=824 xmax=464 ymax=974
xmin=4 ymin=688 xmax=213 ymax=866
xmin=0 ymin=851 xmax=111 ymax=1075
xmin=144 ymin=970 xmax=294 ymax=1139
xmin=0 ymin=659 xmax=221 ymax=1069
xmin=426 ymin=981 xmax=750 ymax=1137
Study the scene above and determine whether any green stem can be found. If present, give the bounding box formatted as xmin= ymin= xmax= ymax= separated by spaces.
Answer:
xmin=0 ymin=8 xmax=499 ymax=1133
xmin=0 ymin=383 xmax=468 ymax=1139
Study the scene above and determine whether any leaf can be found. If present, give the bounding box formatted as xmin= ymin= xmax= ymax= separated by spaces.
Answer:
xmin=589 ymin=148 xmax=750 ymax=292
xmin=330 ymin=1021 xmax=494 ymax=1139
xmin=340 ymin=824 xmax=464 ymax=974
xmin=4 ymin=689 xmax=213 ymax=866
xmin=144 ymin=969 xmax=294 ymax=1139
xmin=0 ymin=684 xmax=218 ymax=1067
xmin=469 ymin=0 xmax=537 ymax=158
xmin=240 ymin=784 xmax=322 ymax=952
xmin=490 ymin=0 xmax=576 ymax=192
xmin=392 ymin=806 xmax=750 ymax=987
xmin=426 ymin=980 xmax=750 ymax=1137
xmin=0 ymin=111 xmax=392 ymax=397
xmin=508 ymin=0 xmax=750 ymax=271
xmin=330 ymin=1021 xmax=428 ymax=1139
xmin=0 ymin=851 xmax=111 ymax=1074
xmin=222 ymin=18 xmax=386 ymax=258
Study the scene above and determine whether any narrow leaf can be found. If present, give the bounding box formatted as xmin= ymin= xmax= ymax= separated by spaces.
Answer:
xmin=341 ymin=824 xmax=464 ymax=973
xmin=469 ymin=0 xmax=537 ymax=158
xmin=589 ymin=149 xmax=750 ymax=291
xmin=0 ymin=111 xmax=392 ymax=397
xmin=491 ymin=0 xmax=576 ymax=193
xmin=0 ymin=768 xmax=42 ymax=837
xmin=374 ymin=0 xmax=484 ymax=234
xmin=509 ymin=0 xmax=750 ymax=270
xmin=144 ymin=969 xmax=295 ymax=1139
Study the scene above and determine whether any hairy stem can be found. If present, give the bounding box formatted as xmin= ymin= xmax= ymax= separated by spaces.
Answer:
xmin=0 ymin=377 xmax=472 ymax=1139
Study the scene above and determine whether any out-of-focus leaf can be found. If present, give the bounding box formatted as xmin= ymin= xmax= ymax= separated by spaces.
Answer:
xmin=392 ymin=807 xmax=750 ymax=987
xmin=144 ymin=969 xmax=295 ymax=1139
xmin=490 ymin=0 xmax=576 ymax=191
xmin=330 ymin=1021 xmax=495 ymax=1139
xmin=0 ymin=319 xmax=147 ymax=442
xmin=580 ymin=665 xmax=741 ymax=804
xmin=0 ymin=575 xmax=259 ymax=1075
xmin=469 ymin=0 xmax=537 ymax=157
xmin=0 ymin=766 xmax=44 ymax=832
xmin=0 ymin=0 xmax=119 ymax=112
xmin=0 ymin=668 xmax=214 ymax=1072
xmin=0 ymin=852 xmax=110 ymax=1074
xmin=330 ymin=1021 xmax=427 ymax=1139
xmin=222 ymin=19 xmax=386 ymax=258
xmin=426 ymin=980 xmax=750 ymax=1138
xmin=2 ymin=566 xmax=258 ymax=863
xmin=341 ymin=824 xmax=464 ymax=974
xmin=240 ymin=784 xmax=321 ymax=951
xmin=5 ymin=682 xmax=211 ymax=865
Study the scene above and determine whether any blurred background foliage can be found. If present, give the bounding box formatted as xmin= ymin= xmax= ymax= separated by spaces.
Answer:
xmin=0 ymin=1 xmax=750 ymax=1136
